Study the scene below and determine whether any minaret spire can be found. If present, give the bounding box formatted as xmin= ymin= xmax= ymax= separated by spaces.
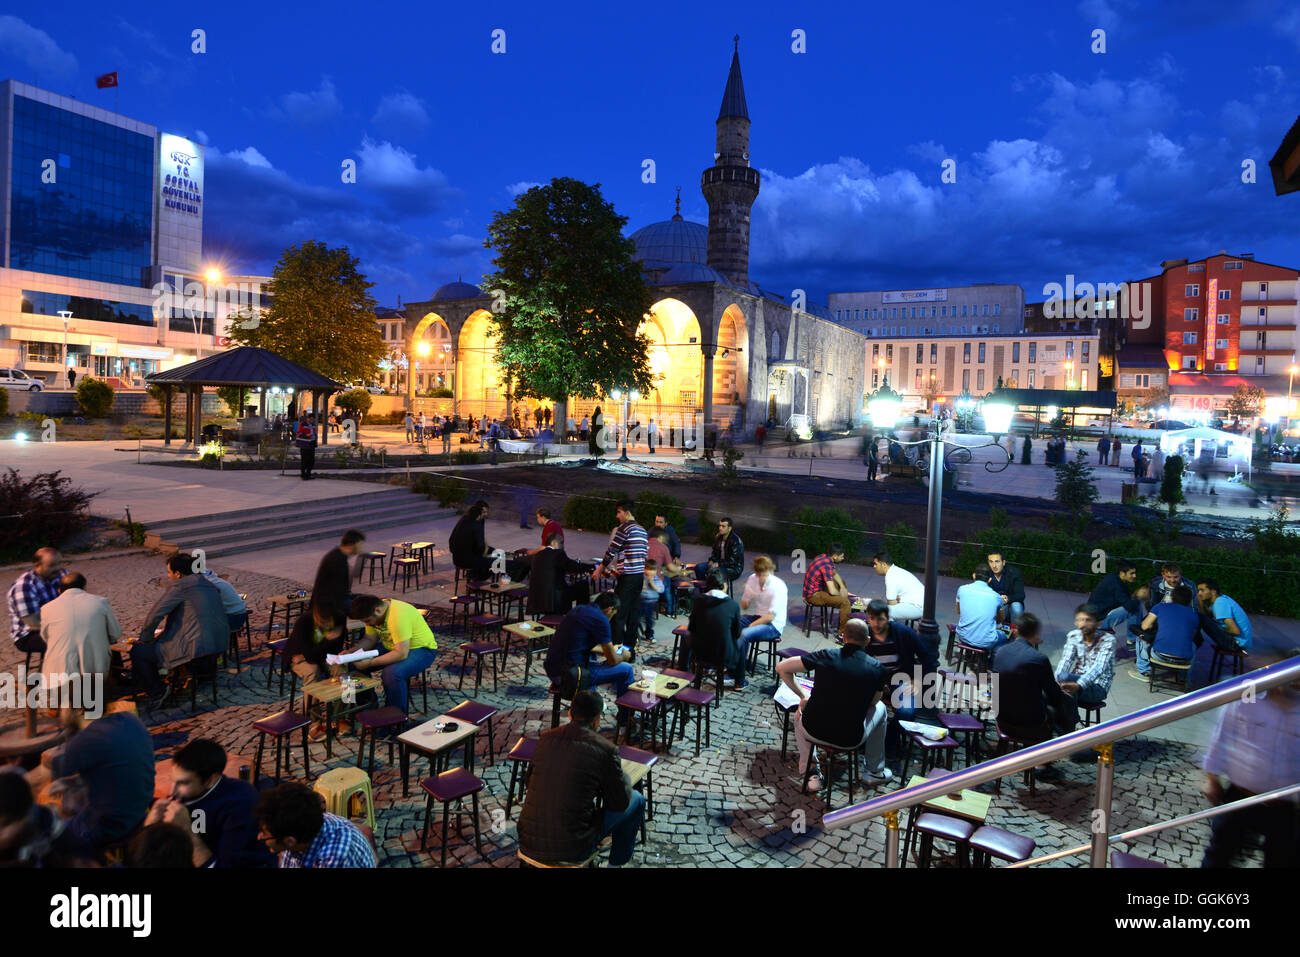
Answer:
xmin=672 ymin=186 xmax=682 ymax=220
xmin=702 ymin=38 xmax=760 ymax=287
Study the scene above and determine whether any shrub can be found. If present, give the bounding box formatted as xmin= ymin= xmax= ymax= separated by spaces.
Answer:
xmin=433 ymin=476 xmax=466 ymax=509
xmin=427 ymin=387 xmax=453 ymax=398
xmin=336 ymin=389 xmax=373 ymax=417
xmin=791 ymin=506 xmax=869 ymax=562
xmin=563 ymin=488 xmax=622 ymax=533
xmin=717 ymin=444 xmax=745 ymax=489
xmin=1053 ymin=451 xmax=1099 ymax=515
xmin=1248 ymin=505 xmax=1300 ymax=556
xmin=882 ymin=520 xmax=921 ymax=571
xmin=1160 ymin=454 xmax=1185 ymax=514
xmin=0 ymin=469 xmax=97 ymax=563
xmin=216 ymin=386 xmax=247 ymax=417
xmin=75 ymin=377 xmax=114 ymax=418
xmin=634 ymin=491 xmax=685 ymax=530
xmin=737 ymin=521 xmax=793 ymax=559
xmin=0 ymin=387 xmax=7 ymax=416
xmin=695 ymin=501 xmax=715 ymax=546
xmin=454 ymin=450 xmax=482 ymax=466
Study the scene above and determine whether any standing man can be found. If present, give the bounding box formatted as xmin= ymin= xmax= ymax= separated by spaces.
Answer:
xmin=517 ymin=690 xmax=645 ymax=867
xmin=985 ymin=550 xmax=1026 ymax=623
xmin=803 ymin=544 xmax=853 ymax=643
xmin=592 ymin=500 xmax=648 ymax=661
xmin=647 ymin=417 xmax=657 ymax=453
xmin=442 ymin=419 xmax=453 ymax=454
xmin=7 ymin=547 xmax=65 ymax=657
xmin=295 ymin=412 xmax=317 ymax=481
xmin=1097 ymin=435 xmax=1110 ymax=467
xmin=871 ymin=550 xmax=925 ymax=623
xmin=526 ymin=507 xmax=564 ymax=553
xmin=1131 ymin=438 xmax=1145 ymax=481
xmin=311 ymin=529 xmax=366 ymax=621
xmin=567 ymin=414 xmax=577 ymax=442
xmin=693 ymin=517 xmax=745 ymax=592
xmin=866 ymin=436 xmax=879 ymax=482
xmin=67 ymin=368 xmax=77 ymax=389
xmin=1111 ymin=439 xmax=1122 ymax=467
xmin=403 ymin=410 xmax=414 ymax=443
xmin=39 ymin=572 xmax=121 ymax=695
xmin=776 ymin=618 xmax=893 ymax=793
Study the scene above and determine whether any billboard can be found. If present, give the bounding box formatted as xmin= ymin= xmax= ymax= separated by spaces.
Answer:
xmin=156 ymin=133 xmax=204 ymax=273
xmin=1206 ymin=279 xmax=1218 ymax=361
xmin=882 ymin=289 xmax=948 ymax=304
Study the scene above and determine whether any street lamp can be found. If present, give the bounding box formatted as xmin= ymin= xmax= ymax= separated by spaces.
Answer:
xmin=982 ymin=389 xmax=1015 ymax=436
xmin=1064 ymin=360 xmax=1074 ymax=389
xmin=866 ymin=376 xmax=902 ymax=430
xmin=56 ymin=310 xmax=73 ymax=389
xmin=611 ymin=388 xmax=640 ymax=462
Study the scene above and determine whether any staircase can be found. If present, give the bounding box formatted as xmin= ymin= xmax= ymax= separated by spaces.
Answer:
xmin=145 ymin=488 xmax=456 ymax=559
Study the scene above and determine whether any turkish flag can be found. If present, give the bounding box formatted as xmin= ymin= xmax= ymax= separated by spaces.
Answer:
xmin=96 ymin=72 xmax=118 ymax=89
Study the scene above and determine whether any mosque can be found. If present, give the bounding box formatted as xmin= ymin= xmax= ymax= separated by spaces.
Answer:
xmin=391 ymin=40 xmax=871 ymax=437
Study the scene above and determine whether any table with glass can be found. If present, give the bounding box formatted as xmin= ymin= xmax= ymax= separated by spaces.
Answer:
xmin=399 ymin=713 xmax=481 ymax=796
xmin=301 ymin=673 xmax=383 ymax=759
xmin=501 ymin=620 xmax=555 ymax=682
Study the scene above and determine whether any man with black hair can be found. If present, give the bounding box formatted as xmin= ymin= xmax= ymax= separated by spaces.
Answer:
xmin=776 ymin=618 xmax=892 ymax=793
xmin=294 ymin=411 xmax=317 ymax=480
xmin=544 ymin=592 xmax=633 ymax=697
xmin=7 ymin=546 xmax=64 ymax=655
xmin=1090 ymin=559 xmax=1150 ymax=637
xmin=1148 ymin=562 xmax=1196 ymax=605
xmin=349 ymin=595 xmax=438 ymax=716
xmin=144 ymin=738 xmax=271 ymax=868
xmin=256 ymin=781 xmax=375 ymax=868
xmin=449 ymin=500 xmax=496 ymax=581
xmin=1196 ymin=578 xmax=1252 ymax=651
xmin=688 ymin=569 xmax=745 ymax=688
xmin=517 ymin=689 xmax=646 ymax=867
xmin=872 ymin=550 xmax=925 ymax=623
xmin=693 ymin=516 xmax=745 ymax=589
xmin=653 ymin=513 xmax=682 ymax=562
xmin=986 ymin=550 xmax=1025 ymax=623
xmin=311 ymin=529 xmax=366 ymax=620
xmin=49 ymin=707 xmax=154 ymax=851
xmin=593 ymin=501 xmax=648 ymax=658
xmin=0 ymin=771 xmax=83 ymax=866
xmin=803 ymin=544 xmax=853 ymax=643
xmin=1054 ymin=605 xmax=1117 ymax=729
xmin=991 ymin=612 xmax=1075 ymax=751
xmin=131 ymin=553 xmax=229 ymax=706
xmin=1133 ymin=583 xmax=1200 ymax=680
xmin=956 ymin=563 xmax=1005 ymax=651
xmin=127 ymin=823 xmax=195 ymax=868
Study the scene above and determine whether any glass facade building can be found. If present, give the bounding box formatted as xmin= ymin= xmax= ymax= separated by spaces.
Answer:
xmin=9 ymin=94 xmax=154 ymax=286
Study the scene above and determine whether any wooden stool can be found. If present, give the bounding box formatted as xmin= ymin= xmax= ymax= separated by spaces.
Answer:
xmin=458 ymin=640 xmax=503 ymax=693
xmin=410 ymin=542 xmax=436 ymax=573
xmin=24 ymin=648 xmax=44 ymax=673
xmin=446 ymin=699 xmax=499 ymax=768
xmin=900 ymin=767 xmax=958 ymax=868
xmin=993 ymin=723 xmax=1042 ymax=795
xmin=615 ymin=690 xmax=664 ymax=752
xmin=954 ymin=640 xmax=991 ymax=675
xmin=355 ymin=706 xmax=406 ymax=779
xmin=359 ymin=552 xmax=387 ymax=585
xmin=1080 ymin=699 xmax=1107 ymax=727
xmin=1148 ymin=652 xmax=1192 ymax=693
xmin=901 ymin=727 xmax=961 ymax=780
xmin=264 ymin=638 xmax=289 ymax=695
xmin=667 ymin=686 xmax=714 ymax=756
xmin=549 ymin=684 xmax=573 ymax=729
xmin=251 ymin=710 xmax=312 ymax=786
xmin=937 ymin=712 xmax=984 ymax=767
xmin=420 ymin=768 xmax=485 ymax=868
xmin=313 ymin=766 xmax=376 ymax=831
xmin=538 ymin=614 xmax=564 ymax=629
xmin=1111 ymin=849 xmax=1167 ymax=868
xmin=777 ymin=646 xmax=809 ymax=664
xmin=223 ymin=627 xmax=242 ymax=671
xmin=393 ymin=557 xmax=421 ymax=593
xmin=618 ymin=744 xmax=657 ymax=843
xmin=802 ymin=602 xmax=834 ymax=638
xmin=915 ymin=812 xmax=975 ymax=868
xmin=519 ymin=848 xmax=599 ymax=868
xmin=670 ymin=625 xmax=690 ymax=670
xmin=186 ymin=655 xmax=221 ymax=712
xmin=969 ymin=825 xmax=1036 ymax=867
xmin=745 ymin=631 xmax=781 ymax=676
xmin=775 ymin=700 xmax=797 ymax=760
xmin=692 ymin=658 xmax=726 ymax=707
xmin=801 ymin=739 xmax=861 ymax=809
xmin=504 ymin=737 xmax=539 ymax=818
xmin=945 ymin=623 xmax=958 ymax=665
xmin=1209 ymin=644 xmax=1247 ymax=683
xmin=236 ymin=602 xmax=253 ymax=651
xmin=449 ymin=594 xmax=486 ymax=633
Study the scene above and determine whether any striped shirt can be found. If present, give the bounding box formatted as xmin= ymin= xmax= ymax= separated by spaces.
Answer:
xmin=1054 ymin=629 xmax=1117 ymax=699
xmin=802 ymin=553 xmax=836 ymax=600
xmin=278 ymin=813 xmax=376 ymax=868
xmin=603 ymin=521 xmax=648 ymax=576
xmin=8 ymin=569 xmax=62 ymax=646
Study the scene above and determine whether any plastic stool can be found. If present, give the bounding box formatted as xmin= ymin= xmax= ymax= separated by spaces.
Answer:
xmin=313 ymin=766 xmax=376 ymax=831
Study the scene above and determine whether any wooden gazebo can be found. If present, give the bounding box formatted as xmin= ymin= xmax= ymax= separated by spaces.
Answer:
xmin=145 ymin=347 xmax=343 ymax=446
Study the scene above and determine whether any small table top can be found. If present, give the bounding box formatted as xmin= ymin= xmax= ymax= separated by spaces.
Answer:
xmin=472 ymin=581 xmax=528 ymax=595
xmin=628 ymin=672 xmax=690 ymax=700
xmin=904 ymin=775 xmax=992 ymax=824
xmin=502 ymin=621 xmax=555 ymax=639
xmin=269 ymin=593 xmax=311 ymax=606
xmin=399 ymin=713 xmax=480 ymax=754
xmin=302 ymin=674 xmax=382 ymax=704
xmin=621 ymin=757 xmax=655 ymax=786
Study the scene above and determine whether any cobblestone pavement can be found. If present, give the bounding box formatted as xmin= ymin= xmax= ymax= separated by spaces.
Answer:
xmin=1 ymin=551 xmax=1257 ymax=869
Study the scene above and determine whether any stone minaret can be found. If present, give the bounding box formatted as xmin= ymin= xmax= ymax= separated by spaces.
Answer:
xmin=701 ymin=36 xmax=760 ymax=287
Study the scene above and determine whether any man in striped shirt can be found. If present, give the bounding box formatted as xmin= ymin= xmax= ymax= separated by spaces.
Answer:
xmin=593 ymin=500 xmax=648 ymax=660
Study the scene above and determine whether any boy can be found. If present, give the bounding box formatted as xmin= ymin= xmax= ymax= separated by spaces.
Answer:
xmin=638 ymin=559 xmax=665 ymax=646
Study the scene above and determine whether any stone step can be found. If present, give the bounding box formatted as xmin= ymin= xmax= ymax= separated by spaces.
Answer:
xmin=146 ymin=488 xmax=409 ymax=539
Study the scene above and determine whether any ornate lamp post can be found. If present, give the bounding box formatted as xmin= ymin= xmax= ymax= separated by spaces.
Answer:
xmin=611 ymin=388 xmax=640 ymax=462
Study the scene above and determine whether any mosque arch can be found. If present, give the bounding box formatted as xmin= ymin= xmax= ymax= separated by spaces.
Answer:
xmin=716 ymin=303 xmax=750 ymax=409
xmin=457 ymin=309 xmax=505 ymax=420
xmin=412 ymin=314 xmax=453 ymax=391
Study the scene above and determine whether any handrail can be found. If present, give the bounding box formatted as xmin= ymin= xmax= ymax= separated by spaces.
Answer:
xmin=1004 ymin=783 xmax=1300 ymax=867
xmin=824 ymin=656 xmax=1300 ymax=832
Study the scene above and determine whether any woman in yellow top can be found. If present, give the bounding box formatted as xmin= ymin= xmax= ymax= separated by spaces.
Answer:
xmin=348 ymin=595 xmax=438 ymax=716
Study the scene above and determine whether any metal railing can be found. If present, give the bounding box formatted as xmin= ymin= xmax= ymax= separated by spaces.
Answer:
xmin=823 ymin=656 xmax=1300 ymax=867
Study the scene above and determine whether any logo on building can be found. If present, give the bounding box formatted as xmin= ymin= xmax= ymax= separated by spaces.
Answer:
xmin=158 ymin=133 xmax=203 ymax=219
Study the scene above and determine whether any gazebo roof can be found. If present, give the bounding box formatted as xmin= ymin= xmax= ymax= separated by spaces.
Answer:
xmin=145 ymin=347 xmax=342 ymax=390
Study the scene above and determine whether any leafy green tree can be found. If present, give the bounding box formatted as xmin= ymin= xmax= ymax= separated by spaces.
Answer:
xmin=227 ymin=241 xmax=386 ymax=385
xmin=480 ymin=178 xmax=654 ymax=415
xmin=1053 ymin=449 xmax=1099 ymax=515
xmin=75 ymin=377 xmax=114 ymax=418
xmin=1160 ymin=453 xmax=1185 ymax=515
xmin=336 ymin=389 xmax=373 ymax=418
xmin=1224 ymin=384 xmax=1264 ymax=420
xmin=1139 ymin=387 xmax=1171 ymax=415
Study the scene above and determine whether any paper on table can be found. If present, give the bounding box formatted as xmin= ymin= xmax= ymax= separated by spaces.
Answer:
xmin=326 ymin=649 xmax=379 ymax=666
xmin=773 ymin=676 xmax=814 ymax=709
xmin=898 ymin=719 xmax=948 ymax=741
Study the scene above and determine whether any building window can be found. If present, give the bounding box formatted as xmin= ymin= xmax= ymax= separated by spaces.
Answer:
xmin=931 ymin=307 xmax=937 ymax=317
xmin=930 ymin=343 xmax=938 ymax=363
xmin=983 ymin=304 xmax=990 ymax=316
xmin=872 ymin=371 xmax=879 ymax=389
xmin=1027 ymin=369 xmax=1035 ymax=387
xmin=886 ymin=344 xmax=893 ymax=360
xmin=961 ymin=306 xmax=968 ymax=316
xmin=25 ymin=341 xmax=62 ymax=363
xmin=914 ymin=369 xmax=922 ymax=390
xmin=891 ymin=308 xmax=898 ymax=318
xmin=978 ymin=342 xmax=986 ymax=363
xmin=1013 ymin=342 xmax=1021 ymax=362
xmin=1215 ymin=338 xmax=1228 ymax=350
xmin=916 ymin=344 xmax=923 ymax=364
xmin=1260 ymin=283 xmax=1268 ymax=295
xmin=1082 ymin=342 xmax=1090 ymax=360
xmin=1028 ymin=343 xmax=1037 ymax=363
xmin=963 ymin=343 xmax=971 ymax=363
xmin=1066 ymin=341 xmax=1075 ymax=358
xmin=1184 ymin=308 xmax=1199 ymax=322
xmin=962 ymin=369 xmax=970 ymax=390
xmin=873 ymin=343 xmax=880 ymax=358
xmin=1218 ymin=289 xmax=1232 ymax=300
xmin=1188 ymin=263 xmax=1205 ymax=273
xmin=1183 ymin=332 xmax=1198 ymax=344
xmin=1081 ymin=370 xmax=1088 ymax=389
xmin=941 ymin=306 xmax=948 ymax=317
xmin=977 ymin=369 xmax=985 ymax=390
xmin=994 ymin=304 xmax=1001 ymax=316
xmin=1225 ymin=261 xmax=1243 ymax=269
xmin=1257 ymin=357 xmax=1266 ymax=374
xmin=1185 ymin=284 xmax=1200 ymax=297
xmin=1182 ymin=355 xmax=1198 ymax=369
xmin=1215 ymin=363 xmax=1228 ymax=371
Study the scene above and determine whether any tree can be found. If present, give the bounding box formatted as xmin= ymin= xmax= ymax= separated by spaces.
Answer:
xmin=75 ymin=377 xmax=114 ymax=418
xmin=1139 ymin=387 xmax=1171 ymax=415
xmin=1053 ymin=449 xmax=1099 ymax=515
xmin=1224 ymin=384 xmax=1264 ymax=420
xmin=336 ymin=389 xmax=373 ymax=418
xmin=1160 ymin=453 xmax=1185 ymax=516
xmin=480 ymin=178 xmax=654 ymax=415
xmin=227 ymin=241 xmax=386 ymax=385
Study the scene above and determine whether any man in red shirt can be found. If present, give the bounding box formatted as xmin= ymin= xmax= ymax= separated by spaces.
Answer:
xmin=526 ymin=508 xmax=564 ymax=555
xmin=803 ymin=544 xmax=853 ymax=641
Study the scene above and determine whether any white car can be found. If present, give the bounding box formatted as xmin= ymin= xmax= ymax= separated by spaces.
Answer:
xmin=0 ymin=368 xmax=43 ymax=391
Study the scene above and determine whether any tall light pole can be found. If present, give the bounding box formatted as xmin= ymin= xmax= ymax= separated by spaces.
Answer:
xmin=612 ymin=389 xmax=640 ymax=462
xmin=57 ymin=310 xmax=73 ymax=389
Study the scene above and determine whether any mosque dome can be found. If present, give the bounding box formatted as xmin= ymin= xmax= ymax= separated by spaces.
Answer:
xmin=661 ymin=262 xmax=730 ymax=285
xmin=630 ymin=218 xmax=708 ymax=270
xmin=430 ymin=280 xmax=483 ymax=301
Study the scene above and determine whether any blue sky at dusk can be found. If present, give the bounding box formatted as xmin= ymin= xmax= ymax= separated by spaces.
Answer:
xmin=2 ymin=0 xmax=1299 ymax=307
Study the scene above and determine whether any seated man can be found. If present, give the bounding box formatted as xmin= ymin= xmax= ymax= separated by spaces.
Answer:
xmin=200 ymin=567 xmax=249 ymax=633
xmin=543 ymin=592 xmax=633 ymax=698
xmin=688 ymin=569 xmax=744 ymax=687
xmin=131 ymin=553 xmax=230 ymax=707
xmin=256 ymin=782 xmax=376 ymax=868
xmin=448 ymin=500 xmax=496 ymax=581
xmin=127 ymin=823 xmax=195 ymax=868
xmin=49 ymin=706 xmax=155 ymax=852
xmin=517 ymin=690 xmax=646 ymax=867
xmin=525 ymin=533 xmax=589 ymax=618
xmin=693 ymin=516 xmax=745 ymax=590
xmin=739 ymin=555 xmax=788 ymax=668
xmin=646 ymin=530 xmax=686 ymax=617
xmin=7 ymin=547 xmax=65 ymax=656
xmin=990 ymin=613 xmax=1074 ymax=757
xmin=955 ymin=563 xmax=1007 ymax=652
xmin=1054 ymin=604 xmax=1117 ymax=729
xmin=349 ymin=595 xmax=438 ymax=716
xmin=39 ymin=572 xmax=121 ymax=697
xmin=144 ymin=738 xmax=273 ymax=868
xmin=986 ymin=549 xmax=1025 ymax=623
xmin=776 ymin=618 xmax=893 ymax=792
xmin=803 ymin=543 xmax=853 ymax=643
xmin=0 ymin=772 xmax=87 ymax=867
xmin=872 ymin=550 xmax=925 ymax=624
xmin=1088 ymin=559 xmax=1150 ymax=640
xmin=1133 ymin=584 xmax=1200 ymax=679
xmin=1196 ymin=578 xmax=1252 ymax=651
xmin=1148 ymin=561 xmax=1196 ymax=605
